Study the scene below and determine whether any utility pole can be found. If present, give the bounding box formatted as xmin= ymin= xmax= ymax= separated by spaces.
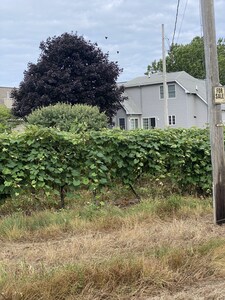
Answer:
xmin=162 ymin=24 xmax=168 ymax=127
xmin=201 ymin=0 xmax=225 ymax=224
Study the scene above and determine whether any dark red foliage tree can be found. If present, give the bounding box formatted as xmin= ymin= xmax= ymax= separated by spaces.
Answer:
xmin=12 ymin=32 xmax=124 ymax=118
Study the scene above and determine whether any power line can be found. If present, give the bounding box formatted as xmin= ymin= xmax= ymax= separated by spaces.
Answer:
xmin=199 ymin=0 xmax=204 ymax=38
xmin=199 ymin=1 xmax=206 ymax=77
xmin=171 ymin=0 xmax=181 ymax=47
xmin=176 ymin=0 xmax=188 ymax=43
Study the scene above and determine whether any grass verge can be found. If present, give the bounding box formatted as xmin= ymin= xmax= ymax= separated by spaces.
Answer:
xmin=1 ymin=192 xmax=224 ymax=299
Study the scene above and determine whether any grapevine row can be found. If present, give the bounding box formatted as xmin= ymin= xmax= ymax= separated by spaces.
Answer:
xmin=0 ymin=126 xmax=212 ymax=206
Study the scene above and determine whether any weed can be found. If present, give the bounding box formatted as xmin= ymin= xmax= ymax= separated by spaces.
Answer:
xmin=154 ymin=195 xmax=183 ymax=217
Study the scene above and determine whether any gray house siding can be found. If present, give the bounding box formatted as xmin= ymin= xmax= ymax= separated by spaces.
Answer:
xmin=115 ymin=71 xmax=208 ymax=129
xmin=125 ymin=87 xmax=142 ymax=109
xmin=127 ymin=115 xmax=142 ymax=130
xmin=166 ymin=83 xmax=188 ymax=128
xmin=187 ymin=95 xmax=208 ymax=128
xmin=114 ymin=107 xmax=127 ymax=129
xmin=141 ymin=84 xmax=163 ymax=121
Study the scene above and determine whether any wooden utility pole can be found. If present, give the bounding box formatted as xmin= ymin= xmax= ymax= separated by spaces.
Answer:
xmin=162 ymin=24 xmax=168 ymax=127
xmin=201 ymin=0 xmax=225 ymax=224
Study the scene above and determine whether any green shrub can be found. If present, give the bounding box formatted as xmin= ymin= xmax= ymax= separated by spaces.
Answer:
xmin=0 ymin=105 xmax=24 ymax=133
xmin=0 ymin=105 xmax=12 ymax=133
xmin=26 ymin=103 xmax=108 ymax=133
xmin=0 ymin=127 xmax=212 ymax=210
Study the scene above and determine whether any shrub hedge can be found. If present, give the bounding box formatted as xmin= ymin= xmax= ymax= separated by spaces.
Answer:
xmin=0 ymin=127 xmax=212 ymax=206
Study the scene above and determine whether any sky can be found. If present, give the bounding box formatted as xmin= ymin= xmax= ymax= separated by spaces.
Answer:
xmin=1 ymin=0 xmax=225 ymax=87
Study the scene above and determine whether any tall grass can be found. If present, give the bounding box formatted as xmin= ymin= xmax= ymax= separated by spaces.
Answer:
xmin=1 ymin=239 xmax=225 ymax=299
xmin=0 ymin=195 xmax=212 ymax=242
xmin=0 ymin=188 xmax=221 ymax=299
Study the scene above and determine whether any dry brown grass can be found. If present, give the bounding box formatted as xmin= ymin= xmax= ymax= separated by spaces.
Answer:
xmin=1 ymin=197 xmax=225 ymax=299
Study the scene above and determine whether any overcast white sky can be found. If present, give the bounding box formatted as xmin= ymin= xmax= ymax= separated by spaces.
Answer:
xmin=1 ymin=0 xmax=225 ymax=87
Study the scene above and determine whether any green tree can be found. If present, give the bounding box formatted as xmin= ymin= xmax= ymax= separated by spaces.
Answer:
xmin=26 ymin=103 xmax=108 ymax=133
xmin=0 ymin=105 xmax=12 ymax=133
xmin=147 ymin=36 xmax=225 ymax=85
xmin=12 ymin=32 xmax=124 ymax=118
xmin=217 ymin=38 xmax=225 ymax=86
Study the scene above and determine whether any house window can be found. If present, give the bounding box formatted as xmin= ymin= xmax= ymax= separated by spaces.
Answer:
xmin=143 ymin=117 xmax=156 ymax=129
xmin=168 ymin=84 xmax=176 ymax=98
xmin=119 ymin=118 xmax=126 ymax=129
xmin=143 ymin=118 xmax=149 ymax=129
xmin=168 ymin=115 xmax=176 ymax=125
xmin=130 ymin=118 xmax=139 ymax=130
xmin=160 ymin=84 xmax=176 ymax=99
xmin=160 ymin=86 xmax=164 ymax=99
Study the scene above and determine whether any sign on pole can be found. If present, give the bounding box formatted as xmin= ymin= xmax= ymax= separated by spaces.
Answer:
xmin=201 ymin=0 xmax=225 ymax=225
xmin=214 ymin=87 xmax=225 ymax=104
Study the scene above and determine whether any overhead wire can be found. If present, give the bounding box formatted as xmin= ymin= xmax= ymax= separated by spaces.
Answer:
xmin=176 ymin=0 xmax=188 ymax=44
xmin=171 ymin=0 xmax=181 ymax=47
xmin=199 ymin=0 xmax=204 ymax=38
xmin=199 ymin=0 xmax=206 ymax=77
xmin=169 ymin=0 xmax=206 ymax=79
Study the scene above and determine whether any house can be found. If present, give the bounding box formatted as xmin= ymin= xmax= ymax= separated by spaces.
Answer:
xmin=0 ymin=87 xmax=14 ymax=109
xmin=114 ymin=71 xmax=209 ymax=129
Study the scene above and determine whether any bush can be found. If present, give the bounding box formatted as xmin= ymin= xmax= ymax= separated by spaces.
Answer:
xmin=0 ymin=127 xmax=212 ymax=210
xmin=26 ymin=103 xmax=108 ymax=133
xmin=0 ymin=105 xmax=12 ymax=133
xmin=0 ymin=105 xmax=24 ymax=133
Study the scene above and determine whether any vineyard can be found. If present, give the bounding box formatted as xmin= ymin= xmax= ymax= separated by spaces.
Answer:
xmin=0 ymin=126 xmax=212 ymax=206
xmin=2 ymin=127 xmax=225 ymax=300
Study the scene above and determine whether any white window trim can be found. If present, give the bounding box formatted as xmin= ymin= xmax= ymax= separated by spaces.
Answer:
xmin=130 ymin=118 xmax=139 ymax=130
xmin=168 ymin=115 xmax=176 ymax=125
xmin=160 ymin=84 xmax=176 ymax=99
xmin=142 ymin=117 xmax=157 ymax=129
xmin=168 ymin=84 xmax=176 ymax=98
xmin=119 ymin=118 xmax=126 ymax=130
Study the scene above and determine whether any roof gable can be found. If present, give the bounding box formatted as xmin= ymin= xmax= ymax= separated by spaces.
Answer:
xmin=121 ymin=92 xmax=142 ymax=115
xmin=123 ymin=71 xmax=206 ymax=103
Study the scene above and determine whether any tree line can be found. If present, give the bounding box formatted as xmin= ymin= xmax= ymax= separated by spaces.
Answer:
xmin=146 ymin=36 xmax=225 ymax=86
